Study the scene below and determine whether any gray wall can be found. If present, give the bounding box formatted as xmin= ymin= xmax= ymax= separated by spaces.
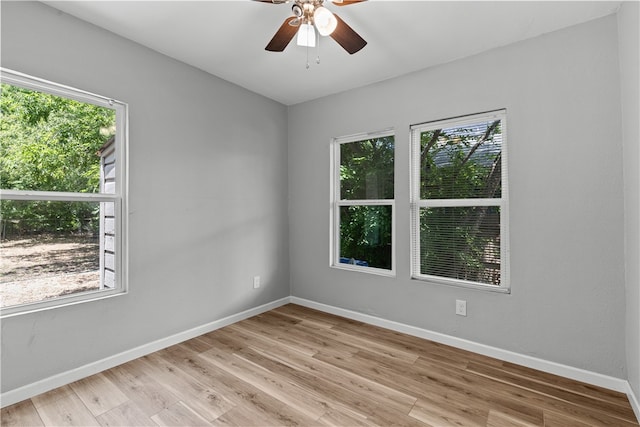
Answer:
xmin=1 ymin=2 xmax=289 ymax=393
xmin=619 ymin=1 xmax=640 ymax=398
xmin=289 ymin=15 xmax=627 ymax=378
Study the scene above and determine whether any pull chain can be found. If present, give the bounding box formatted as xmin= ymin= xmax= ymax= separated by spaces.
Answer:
xmin=306 ymin=39 xmax=311 ymax=69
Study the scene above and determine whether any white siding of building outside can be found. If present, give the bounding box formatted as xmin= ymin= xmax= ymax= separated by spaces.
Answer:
xmin=99 ymin=138 xmax=116 ymax=289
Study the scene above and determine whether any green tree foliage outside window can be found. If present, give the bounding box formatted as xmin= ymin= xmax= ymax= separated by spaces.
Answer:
xmin=340 ymin=205 xmax=392 ymax=269
xmin=340 ymin=136 xmax=394 ymax=200
xmin=419 ymin=119 xmax=503 ymax=285
xmin=339 ymin=136 xmax=394 ymax=270
xmin=0 ymin=83 xmax=115 ymax=236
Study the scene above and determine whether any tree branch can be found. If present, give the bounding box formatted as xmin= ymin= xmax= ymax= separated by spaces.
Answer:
xmin=459 ymin=120 xmax=500 ymax=169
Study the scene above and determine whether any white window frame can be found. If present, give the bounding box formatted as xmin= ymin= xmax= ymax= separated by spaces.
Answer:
xmin=330 ymin=128 xmax=396 ymax=277
xmin=410 ymin=110 xmax=510 ymax=292
xmin=0 ymin=68 xmax=129 ymax=317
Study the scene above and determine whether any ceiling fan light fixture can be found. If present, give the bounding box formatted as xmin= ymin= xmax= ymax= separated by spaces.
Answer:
xmin=313 ymin=6 xmax=337 ymax=36
xmin=260 ymin=0 xmax=367 ymax=55
xmin=296 ymin=22 xmax=316 ymax=47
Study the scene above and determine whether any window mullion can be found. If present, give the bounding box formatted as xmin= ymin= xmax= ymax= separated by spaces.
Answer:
xmin=0 ymin=190 xmax=119 ymax=202
xmin=417 ymin=198 xmax=502 ymax=208
xmin=337 ymin=199 xmax=394 ymax=207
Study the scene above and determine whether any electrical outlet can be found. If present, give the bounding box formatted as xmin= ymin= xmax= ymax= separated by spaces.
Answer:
xmin=253 ymin=276 xmax=261 ymax=289
xmin=456 ymin=299 xmax=467 ymax=316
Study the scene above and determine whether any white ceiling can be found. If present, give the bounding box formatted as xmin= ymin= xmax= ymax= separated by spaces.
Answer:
xmin=43 ymin=1 xmax=621 ymax=106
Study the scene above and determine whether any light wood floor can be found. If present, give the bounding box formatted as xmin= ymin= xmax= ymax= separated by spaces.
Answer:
xmin=2 ymin=304 xmax=638 ymax=426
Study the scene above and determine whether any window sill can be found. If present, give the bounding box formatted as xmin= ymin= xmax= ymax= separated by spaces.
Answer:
xmin=331 ymin=263 xmax=396 ymax=278
xmin=411 ymin=275 xmax=511 ymax=294
xmin=0 ymin=288 xmax=128 ymax=319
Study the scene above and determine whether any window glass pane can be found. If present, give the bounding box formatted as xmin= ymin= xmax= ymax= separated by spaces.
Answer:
xmin=0 ymin=83 xmax=116 ymax=193
xmin=340 ymin=136 xmax=394 ymax=200
xmin=420 ymin=119 xmax=502 ymax=200
xmin=339 ymin=205 xmax=392 ymax=270
xmin=419 ymin=206 xmax=500 ymax=285
xmin=0 ymin=200 xmax=103 ymax=308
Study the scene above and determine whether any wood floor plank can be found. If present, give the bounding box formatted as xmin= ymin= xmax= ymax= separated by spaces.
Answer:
xmin=402 ymin=355 xmax=542 ymax=426
xmin=150 ymin=401 xmax=212 ymax=426
xmin=274 ymin=322 xmax=361 ymax=358
xmin=500 ymin=360 xmax=633 ymax=407
xmin=413 ymin=353 xmax=632 ymax=426
xmin=156 ymin=341 xmax=321 ymax=427
xmin=316 ymin=407 xmax=378 ymax=427
xmin=456 ymin=364 xmax=635 ymax=426
xmin=543 ymin=409 xmax=596 ymax=427
xmin=197 ymin=346 xmax=328 ymax=420
xmin=270 ymin=307 xmax=337 ymax=330
xmin=129 ymin=352 xmax=235 ymax=422
xmin=69 ymin=372 xmax=129 ymax=417
xmin=180 ymin=336 xmax=216 ymax=354
xmin=466 ymin=360 xmax=638 ymax=423
xmin=233 ymin=341 xmax=425 ymax=426
xmin=0 ymin=399 xmax=44 ymax=427
xmin=102 ymin=362 xmax=179 ymax=417
xmin=211 ymin=400 xmax=316 ymax=427
xmin=486 ymin=409 xmax=540 ymax=427
xmin=3 ymin=304 xmax=638 ymax=427
xmin=230 ymin=318 xmax=320 ymax=357
xmin=313 ymin=349 xmax=432 ymax=398
xmin=34 ymin=390 xmax=100 ymax=426
xmin=404 ymin=357 xmax=545 ymax=426
xmin=333 ymin=320 xmax=504 ymax=368
xmin=249 ymin=340 xmax=418 ymax=414
xmin=272 ymin=305 xmax=344 ymax=328
xmin=30 ymin=385 xmax=76 ymax=410
xmin=95 ymin=401 xmax=156 ymax=427
xmin=319 ymin=340 xmax=635 ymax=426
xmin=409 ymin=396 xmax=490 ymax=426
xmin=294 ymin=321 xmax=420 ymax=364
xmin=210 ymin=407 xmax=286 ymax=427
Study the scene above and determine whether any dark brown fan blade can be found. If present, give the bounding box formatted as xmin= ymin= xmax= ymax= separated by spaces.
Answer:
xmin=330 ymin=14 xmax=367 ymax=54
xmin=332 ymin=0 xmax=367 ymax=6
xmin=265 ymin=17 xmax=299 ymax=52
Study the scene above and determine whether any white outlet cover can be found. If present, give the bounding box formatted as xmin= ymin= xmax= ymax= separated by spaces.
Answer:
xmin=456 ymin=299 xmax=467 ymax=316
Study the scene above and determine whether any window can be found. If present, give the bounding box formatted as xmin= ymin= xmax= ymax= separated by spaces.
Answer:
xmin=410 ymin=110 xmax=509 ymax=291
xmin=330 ymin=129 xmax=395 ymax=275
xmin=0 ymin=68 xmax=128 ymax=315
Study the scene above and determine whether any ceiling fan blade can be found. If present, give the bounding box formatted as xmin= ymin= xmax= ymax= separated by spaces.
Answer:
xmin=330 ymin=14 xmax=367 ymax=54
xmin=266 ymin=17 xmax=299 ymax=52
xmin=254 ymin=0 xmax=290 ymax=3
xmin=332 ymin=0 xmax=367 ymax=6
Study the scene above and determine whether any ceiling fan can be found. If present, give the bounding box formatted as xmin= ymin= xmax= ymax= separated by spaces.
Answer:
xmin=255 ymin=0 xmax=367 ymax=55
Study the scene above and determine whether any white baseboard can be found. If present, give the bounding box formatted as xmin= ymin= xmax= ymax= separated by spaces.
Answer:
xmin=290 ymin=297 xmax=632 ymax=395
xmin=627 ymin=382 xmax=640 ymax=423
xmin=0 ymin=297 xmax=290 ymax=408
